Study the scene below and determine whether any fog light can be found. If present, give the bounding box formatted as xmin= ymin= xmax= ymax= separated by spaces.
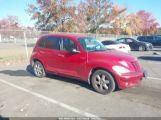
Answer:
xmin=125 ymin=82 xmax=128 ymax=86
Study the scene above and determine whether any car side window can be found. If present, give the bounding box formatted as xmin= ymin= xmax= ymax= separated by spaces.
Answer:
xmin=60 ymin=38 xmax=78 ymax=52
xmin=155 ymin=36 xmax=161 ymax=41
xmin=118 ymin=39 xmax=125 ymax=43
xmin=146 ymin=36 xmax=153 ymax=42
xmin=139 ymin=37 xmax=144 ymax=41
xmin=102 ymin=41 xmax=112 ymax=45
xmin=102 ymin=41 xmax=107 ymax=45
xmin=126 ymin=39 xmax=133 ymax=43
xmin=44 ymin=36 xmax=61 ymax=50
xmin=37 ymin=37 xmax=45 ymax=48
xmin=141 ymin=37 xmax=145 ymax=41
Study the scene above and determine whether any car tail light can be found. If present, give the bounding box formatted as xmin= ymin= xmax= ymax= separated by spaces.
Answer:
xmin=119 ymin=46 xmax=125 ymax=49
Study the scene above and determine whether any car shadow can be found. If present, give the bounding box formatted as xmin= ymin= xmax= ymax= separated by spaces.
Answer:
xmin=47 ymin=73 xmax=94 ymax=91
xmin=0 ymin=65 xmax=95 ymax=93
xmin=0 ymin=65 xmax=120 ymax=94
xmin=154 ymin=46 xmax=161 ymax=48
xmin=153 ymin=50 xmax=161 ymax=52
xmin=152 ymin=46 xmax=161 ymax=52
xmin=138 ymin=56 xmax=161 ymax=62
xmin=0 ymin=70 xmax=32 ymax=77
xmin=0 ymin=116 xmax=9 ymax=120
xmin=0 ymin=65 xmax=34 ymax=77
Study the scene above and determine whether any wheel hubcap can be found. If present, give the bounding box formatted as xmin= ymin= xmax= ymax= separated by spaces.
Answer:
xmin=34 ymin=63 xmax=43 ymax=76
xmin=95 ymin=74 xmax=110 ymax=91
xmin=139 ymin=46 xmax=144 ymax=51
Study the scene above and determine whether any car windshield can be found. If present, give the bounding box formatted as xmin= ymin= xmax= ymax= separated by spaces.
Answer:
xmin=78 ymin=37 xmax=107 ymax=52
xmin=134 ymin=39 xmax=140 ymax=42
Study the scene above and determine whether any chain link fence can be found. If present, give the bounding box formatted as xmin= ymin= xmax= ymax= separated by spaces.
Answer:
xmin=0 ymin=30 xmax=136 ymax=65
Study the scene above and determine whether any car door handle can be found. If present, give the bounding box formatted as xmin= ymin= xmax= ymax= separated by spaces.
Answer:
xmin=58 ymin=54 xmax=64 ymax=57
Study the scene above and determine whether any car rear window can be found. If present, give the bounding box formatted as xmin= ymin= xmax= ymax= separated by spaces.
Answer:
xmin=117 ymin=39 xmax=125 ymax=43
xmin=37 ymin=37 xmax=45 ymax=48
xmin=37 ymin=36 xmax=61 ymax=50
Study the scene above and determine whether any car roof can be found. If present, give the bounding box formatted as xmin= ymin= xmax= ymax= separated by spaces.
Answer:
xmin=40 ymin=33 xmax=87 ymax=39
xmin=102 ymin=40 xmax=117 ymax=42
xmin=117 ymin=38 xmax=134 ymax=39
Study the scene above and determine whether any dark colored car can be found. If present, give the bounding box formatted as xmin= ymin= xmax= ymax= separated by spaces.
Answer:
xmin=30 ymin=34 xmax=146 ymax=94
xmin=117 ymin=38 xmax=153 ymax=51
xmin=137 ymin=35 xmax=161 ymax=46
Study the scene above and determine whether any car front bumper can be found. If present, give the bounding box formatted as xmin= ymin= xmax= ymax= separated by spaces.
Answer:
xmin=147 ymin=45 xmax=153 ymax=51
xmin=117 ymin=70 xmax=147 ymax=89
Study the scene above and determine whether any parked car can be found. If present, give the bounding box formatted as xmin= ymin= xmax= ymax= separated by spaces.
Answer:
xmin=137 ymin=35 xmax=161 ymax=46
xmin=102 ymin=40 xmax=131 ymax=53
xmin=30 ymin=34 xmax=146 ymax=94
xmin=117 ymin=38 xmax=153 ymax=51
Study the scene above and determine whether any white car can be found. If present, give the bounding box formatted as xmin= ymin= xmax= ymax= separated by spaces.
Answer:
xmin=102 ymin=40 xmax=131 ymax=53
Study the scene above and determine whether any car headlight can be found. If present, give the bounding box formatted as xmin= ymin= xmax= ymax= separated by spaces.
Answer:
xmin=112 ymin=66 xmax=130 ymax=75
xmin=119 ymin=61 xmax=129 ymax=67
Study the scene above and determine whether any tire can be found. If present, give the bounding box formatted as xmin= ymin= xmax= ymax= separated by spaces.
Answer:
xmin=139 ymin=45 xmax=146 ymax=51
xmin=91 ymin=70 xmax=116 ymax=94
xmin=33 ymin=61 xmax=46 ymax=78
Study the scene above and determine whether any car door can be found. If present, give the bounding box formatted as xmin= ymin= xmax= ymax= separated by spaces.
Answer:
xmin=57 ymin=37 xmax=87 ymax=78
xmin=126 ymin=38 xmax=136 ymax=50
xmin=42 ymin=36 xmax=63 ymax=73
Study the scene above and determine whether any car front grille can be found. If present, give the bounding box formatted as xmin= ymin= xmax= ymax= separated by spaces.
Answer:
xmin=131 ymin=61 xmax=140 ymax=72
xmin=149 ymin=45 xmax=153 ymax=50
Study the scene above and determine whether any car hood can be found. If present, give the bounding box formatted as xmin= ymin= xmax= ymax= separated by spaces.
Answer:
xmin=89 ymin=50 xmax=137 ymax=63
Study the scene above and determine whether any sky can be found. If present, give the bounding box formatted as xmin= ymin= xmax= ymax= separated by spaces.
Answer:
xmin=114 ymin=0 xmax=161 ymax=26
xmin=0 ymin=0 xmax=161 ymax=27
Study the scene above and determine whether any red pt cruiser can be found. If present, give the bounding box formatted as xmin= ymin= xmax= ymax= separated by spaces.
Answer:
xmin=30 ymin=34 xmax=146 ymax=94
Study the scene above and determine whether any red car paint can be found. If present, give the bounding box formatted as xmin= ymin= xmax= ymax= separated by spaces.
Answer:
xmin=30 ymin=34 xmax=145 ymax=89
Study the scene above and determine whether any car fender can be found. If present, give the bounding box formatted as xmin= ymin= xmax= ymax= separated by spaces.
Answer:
xmin=31 ymin=52 xmax=47 ymax=70
xmin=85 ymin=60 xmax=118 ymax=84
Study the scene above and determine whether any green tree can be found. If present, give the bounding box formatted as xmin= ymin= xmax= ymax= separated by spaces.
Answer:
xmin=73 ymin=0 xmax=126 ymax=33
xmin=27 ymin=0 xmax=73 ymax=31
xmin=125 ymin=13 xmax=142 ymax=35
xmin=0 ymin=16 xmax=20 ymax=29
xmin=27 ymin=0 xmax=126 ymax=33
xmin=137 ymin=10 xmax=159 ymax=35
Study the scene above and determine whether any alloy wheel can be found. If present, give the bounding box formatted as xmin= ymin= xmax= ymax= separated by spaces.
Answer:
xmin=33 ymin=61 xmax=46 ymax=78
xmin=91 ymin=70 xmax=115 ymax=94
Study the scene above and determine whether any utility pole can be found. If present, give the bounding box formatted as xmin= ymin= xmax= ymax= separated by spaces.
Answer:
xmin=0 ymin=34 xmax=1 ymax=42
xmin=24 ymin=31 xmax=29 ymax=64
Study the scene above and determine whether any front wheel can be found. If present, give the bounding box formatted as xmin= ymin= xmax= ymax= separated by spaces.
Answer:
xmin=33 ymin=61 xmax=46 ymax=78
xmin=139 ymin=45 xmax=146 ymax=51
xmin=91 ymin=70 xmax=116 ymax=94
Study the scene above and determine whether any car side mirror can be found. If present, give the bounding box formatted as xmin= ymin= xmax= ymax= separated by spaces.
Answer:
xmin=71 ymin=48 xmax=80 ymax=54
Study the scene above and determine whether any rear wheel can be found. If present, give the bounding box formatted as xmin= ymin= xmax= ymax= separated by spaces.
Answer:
xmin=33 ymin=61 xmax=46 ymax=78
xmin=91 ymin=70 xmax=116 ymax=94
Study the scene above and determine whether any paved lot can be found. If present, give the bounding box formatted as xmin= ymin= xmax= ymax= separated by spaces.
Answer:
xmin=0 ymin=47 xmax=161 ymax=118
